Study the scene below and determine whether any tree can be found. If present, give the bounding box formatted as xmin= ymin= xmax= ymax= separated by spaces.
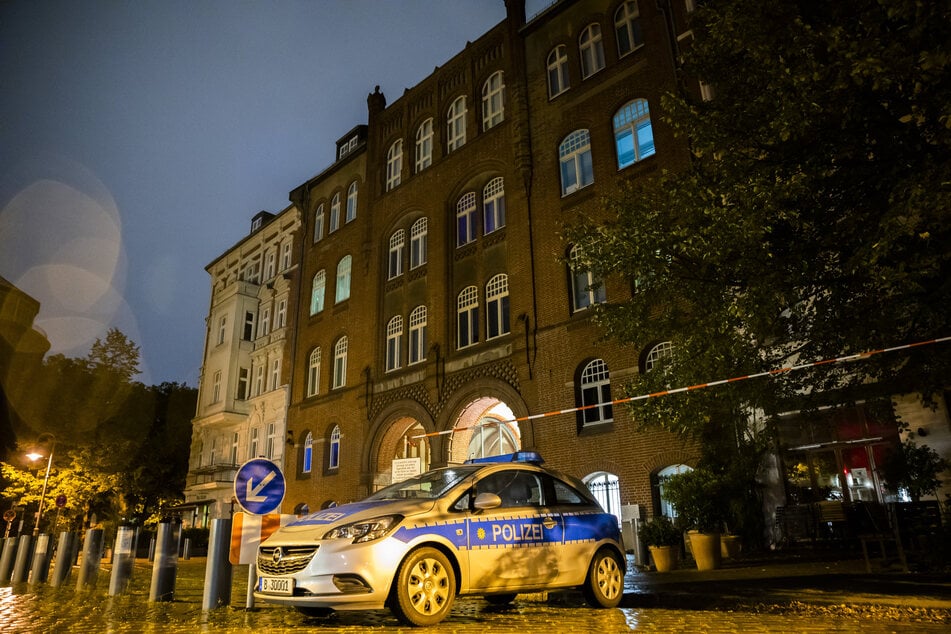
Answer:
xmin=87 ymin=327 xmax=141 ymax=382
xmin=881 ymin=439 xmax=949 ymax=502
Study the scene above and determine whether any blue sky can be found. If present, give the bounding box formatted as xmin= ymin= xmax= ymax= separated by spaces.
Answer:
xmin=0 ymin=0 xmax=521 ymax=386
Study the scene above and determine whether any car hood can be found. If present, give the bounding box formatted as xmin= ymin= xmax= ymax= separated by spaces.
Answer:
xmin=265 ymin=498 xmax=437 ymax=539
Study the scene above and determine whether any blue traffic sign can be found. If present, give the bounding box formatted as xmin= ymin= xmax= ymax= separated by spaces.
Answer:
xmin=234 ymin=458 xmax=286 ymax=515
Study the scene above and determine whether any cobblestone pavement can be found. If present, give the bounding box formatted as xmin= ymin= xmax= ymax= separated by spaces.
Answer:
xmin=1 ymin=556 xmax=950 ymax=632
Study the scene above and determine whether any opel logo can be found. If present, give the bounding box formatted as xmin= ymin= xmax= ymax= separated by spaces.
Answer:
xmin=272 ymin=547 xmax=283 ymax=563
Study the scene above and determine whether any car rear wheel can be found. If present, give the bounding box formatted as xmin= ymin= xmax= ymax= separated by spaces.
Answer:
xmin=582 ymin=547 xmax=623 ymax=608
xmin=390 ymin=546 xmax=456 ymax=626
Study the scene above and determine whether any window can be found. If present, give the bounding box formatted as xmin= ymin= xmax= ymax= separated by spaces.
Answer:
xmin=615 ymin=1 xmax=644 ymax=57
xmin=559 ymin=129 xmax=594 ymax=195
xmin=250 ymin=427 xmax=260 ymax=458
xmin=329 ymin=425 xmax=341 ymax=469
xmin=313 ymin=204 xmax=325 ymax=242
xmin=614 ymin=98 xmax=655 ymax=168
xmin=410 ymin=217 xmax=428 ymax=269
xmin=579 ymin=359 xmax=613 ymax=426
xmin=329 ymin=193 xmax=341 ymax=232
xmin=409 ymin=305 xmax=427 ymax=365
xmin=579 ymin=24 xmax=605 ymax=78
xmin=447 ymin=96 xmax=467 ymax=152
xmin=335 ymin=255 xmax=351 ymax=303
xmin=243 ymin=311 xmax=255 ymax=341
xmin=244 ymin=261 xmax=260 ymax=284
xmin=482 ymin=70 xmax=505 ymax=130
xmin=333 ymin=336 xmax=348 ymax=389
xmin=302 ymin=432 xmax=313 ymax=473
xmin=258 ymin=305 xmax=271 ymax=338
xmin=212 ymin=370 xmax=221 ymax=403
xmin=486 ymin=274 xmax=510 ymax=339
xmin=547 ymin=45 xmax=570 ymax=98
xmin=276 ymin=298 xmax=287 ymax=329
xmin=280 ymin=241 xmax=292 ymax=271
xmin=217 ymin=315 xmax=227 ymax=345
xmin=457 ymin=286 xmax=479 ymax=349
xmin=386 ymin=140 xmax=403 ymax=191
xmin=306 ymin=348 xmax=321 ymax=397
xmin=266 ymin=422 xmax=277 ymax=459
xmin=415 ymin=118 xmax=433 ymax=172
xmin=237 ymin=367 xmax=250 ymax=400
xmin=456 ymin=192 xmax=476 ymax=247
xmin=254 ymin=363 xmax=264 ymax=396
xmin=645 ymin=341 xmax=673 ymax=372
xmin=264 ymin=250 xmax=276 ymax=280
xmin=230 ymin=432 xmax=239 ymax=465
xmin=483 ymin=177 xmax=505 ymax=234
xmin=346 ymin=182 xmax=358 ymax=223
xmin=388 ymin=230 xmax=405 ymax=279
xmin=269 ymin=357 xmax=281 ymax=391
xmin=310 ymin=270 xmax=326 ymax=315
xmin=570 ymin=245 xmax=606 ymax=311
xmin=385 ymin=315 xmax=403 ymax=372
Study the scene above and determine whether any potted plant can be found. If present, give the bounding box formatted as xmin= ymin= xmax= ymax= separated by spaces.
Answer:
xmin=638 ymin=515 xmax=682 ymax=572
xmin=662 ymin=467 xmax=728 ymax=571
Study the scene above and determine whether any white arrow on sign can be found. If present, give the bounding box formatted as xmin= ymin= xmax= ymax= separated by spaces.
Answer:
xmin=246 ymin=470 xmax=277 ymax=502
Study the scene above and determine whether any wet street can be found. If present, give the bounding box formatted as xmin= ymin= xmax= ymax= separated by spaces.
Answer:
xmin=1 ymin=558 xmax=948 ymax=633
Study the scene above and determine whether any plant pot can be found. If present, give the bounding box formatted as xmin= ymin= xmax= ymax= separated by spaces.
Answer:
xmin=720 ymin=534 xmax=741 ymax=559
xmin=648 ymin=545 xmax=679 ymax=572
xmin=687 ymin=531 xmax=721 ymax=571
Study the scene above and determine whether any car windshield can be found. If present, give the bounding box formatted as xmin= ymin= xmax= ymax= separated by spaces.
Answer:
xmin=367 ymin=466 xmax=481 ymax=500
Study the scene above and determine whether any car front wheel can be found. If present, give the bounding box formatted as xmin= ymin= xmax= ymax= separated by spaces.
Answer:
xmin=390 ymin=546 xmax=456 ymax=626
xmin=582 ymin=547 xmax=623 ymax=608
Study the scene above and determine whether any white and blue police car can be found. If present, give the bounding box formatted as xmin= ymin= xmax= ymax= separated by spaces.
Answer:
xmin=254 ymin=451 xmax=625 ymax=626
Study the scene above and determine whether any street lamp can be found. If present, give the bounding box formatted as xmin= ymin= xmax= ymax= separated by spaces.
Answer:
xmin=25 ymin=433 xmax=55 ymax=537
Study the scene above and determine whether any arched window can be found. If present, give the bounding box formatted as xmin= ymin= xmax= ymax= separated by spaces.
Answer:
xmin=579 ymin=359 xmax=613 ymax=427
xmin=313 ymin=203 xmax=325 ymax=242
xmin=483 ymin=177 xmax=505 ymax=234
xmin=614 ymin=98 xmax=655 ymax=168
xmin=329 ymin=425 xmax=341 ymax=469
xmin=457 ymin=286 xmax=479 ymax=349
xmin=310 ymin=270 xmax=326 ymax=315
xmin=482 ymin=70 xmax=505 ymax=130
xmin=586 ymin=472 xmax=621 ymax=525
xmin=346 ymin=181 xmax=358 ymax=223
xmin=410 ymin=217 xmax=428 ymax=269
xmin=559 ymin=129 xmax=594 ymax=195
xmin=658 ymin=464 xmax=693 ymax=518
xmin=335 ymin=255 xmax=351 ymax=303
xmin=306 ymin=348 xmax=321 ymax=397
xmin=302 ymin=432 xmax=313 ymax=473
xmin=645 ymin=341 xmax=673 ymax=372
xmin=409 ymin=305 xmax=428 ymax=365
xmin=456 ymin=192 xmax=477 ymax=247
xmin=385 ymin=315 xmax=403 ymax=372
xmin=388 ymin=229 xmax=405 ymax=279
xmin=486 ymin=273 xmax=510 ymax=339
xmin=415 ymin=118 xmax=433 ymax=172
xmin=329 ymin=193 xmax=341 ymax=232
xmin=447 ymin=96 xmax=467 ymax=152
xmin=332 ymin=337 xmax=348 ymax=389
xmin=547 ymin=45 xmax=570 ymax=98
xmin=579 ymin=23 xmax=605 ymax=79
xmin=386 ymin=140 xmax=403 ymax=191
xmin=569 ymin=245 xmax=606 ymax=311
xmin=615 ymin=1 xmax=644 ymax=57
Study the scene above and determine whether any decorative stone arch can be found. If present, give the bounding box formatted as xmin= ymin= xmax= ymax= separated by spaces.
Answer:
xmin=363 ymin=399 xmax=436 ymax=494
xmin=644 ymin=449 xmax=699 ymax=518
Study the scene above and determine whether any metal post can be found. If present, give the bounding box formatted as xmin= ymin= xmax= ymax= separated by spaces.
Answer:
xmin=182 ymin=537 xmax=191 ymax=560
xmin=148 ymin=517 xmax=181 ymax=601
xmin=29 ymin=533 xmax=52 ymax=584
xmin=10 ymin=534 xmax=33 ymax=583
xmin=201 ymin=517 xmax=233 ymax=610
xmin=76 ymin=528 xmax=104 ymax=589
xmin=245 ymin=560 xmax=257 ymax=609
xmin=108 ymin=526 xmax=136 ymax=595
xmin=0 ymin=537 xmax=16 ymax=582
xmin=50 ymin=531 xmax=78 ymax=587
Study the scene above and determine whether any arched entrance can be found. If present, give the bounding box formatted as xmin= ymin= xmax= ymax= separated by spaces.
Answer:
xmin=371 ymin=415 xmax=432 ymax=491
xmin=584 ymin=471 xmax=621 ymax=525
xmin=656 ymin=464 xmax=693 ymax=518
xmin=447 ymin=397 xmax=520 ymax=464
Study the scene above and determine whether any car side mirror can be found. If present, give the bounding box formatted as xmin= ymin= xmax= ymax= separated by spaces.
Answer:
xmin=473 ymin=492 xmax=502 ymax=510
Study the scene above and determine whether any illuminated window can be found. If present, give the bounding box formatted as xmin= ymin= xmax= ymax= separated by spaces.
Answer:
xmin=614 ymin=98 xmax=655 ymax=168
xmin=310 ymin=270 xmax=326 ymax=315
xmin=335 ymin=255 xmax=351 ymax=303
xmin=329 ymin=425 xmax=341 ymax=469
xmin=559 ymin=129 xmax=594 ymax=195
xmin=302 ymin=432 xmax=313 ymax=473
xmin=456 ymin=192 xmax=476 ymax=247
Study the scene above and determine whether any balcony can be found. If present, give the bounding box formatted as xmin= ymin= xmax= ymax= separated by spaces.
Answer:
xmin=186 ymin=462 xmax=238 ymax=488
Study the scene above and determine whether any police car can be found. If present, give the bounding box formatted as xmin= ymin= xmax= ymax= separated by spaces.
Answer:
xmin=254 ymin=451 xmax=625 ymax=626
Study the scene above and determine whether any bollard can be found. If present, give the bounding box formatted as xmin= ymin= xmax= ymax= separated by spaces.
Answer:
xmin=201 ymin=517 xmax=233 ymax=610
xmin=51 ymin=531 xmax=79 ymax=587
xmin=76 ymin=528 xmax=104 ymax=589
xmin=0 ymin=537 xmax=16 ymax=582
xmin=245 ymin=560 xmax=256 ymax=609
xmin=30 ymin=533 xmax=52 ymax=584
xmin=148 ymin=536 xmax=156 ymax=562
xmin=148 ymin=517 xmax=181 ymax=601
xmin=10 ymin=534 xmax=33 ymax=584
xmin=108 ymin=526 xmax=136 ymax=595
xmin=182 ymin=537 xmax=191 ymax=560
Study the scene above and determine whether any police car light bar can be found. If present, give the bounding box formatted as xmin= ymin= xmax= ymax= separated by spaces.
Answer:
xmin=465 ymin=451 xmax=544 ymax=465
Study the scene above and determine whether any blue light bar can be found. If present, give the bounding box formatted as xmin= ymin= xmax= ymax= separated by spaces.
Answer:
xmin=464 ymin=451 xmax=544 ymax=465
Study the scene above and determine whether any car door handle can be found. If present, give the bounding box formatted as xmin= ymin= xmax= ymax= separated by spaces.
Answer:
xmin=542 ymin=518 xmax=557 ymax=529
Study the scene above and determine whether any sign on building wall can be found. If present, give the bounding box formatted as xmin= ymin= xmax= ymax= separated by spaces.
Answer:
xmin=391 ymin=457 xmax=422 ymax=483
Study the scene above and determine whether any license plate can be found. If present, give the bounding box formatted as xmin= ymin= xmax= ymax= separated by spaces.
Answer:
xmin=259 ymin=576 xmax=294 ymax=595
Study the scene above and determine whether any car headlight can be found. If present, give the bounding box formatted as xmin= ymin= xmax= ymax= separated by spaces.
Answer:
xmin=323 ymin=515 xmax=403 ymax=543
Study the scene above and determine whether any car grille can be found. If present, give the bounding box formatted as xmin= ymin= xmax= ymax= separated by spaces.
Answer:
xmin=257 ymin=545 xmax=318 ymax=575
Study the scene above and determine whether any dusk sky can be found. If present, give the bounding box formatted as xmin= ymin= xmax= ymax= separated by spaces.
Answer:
xmin=0 ymin=0 xmax=530 ymax=386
